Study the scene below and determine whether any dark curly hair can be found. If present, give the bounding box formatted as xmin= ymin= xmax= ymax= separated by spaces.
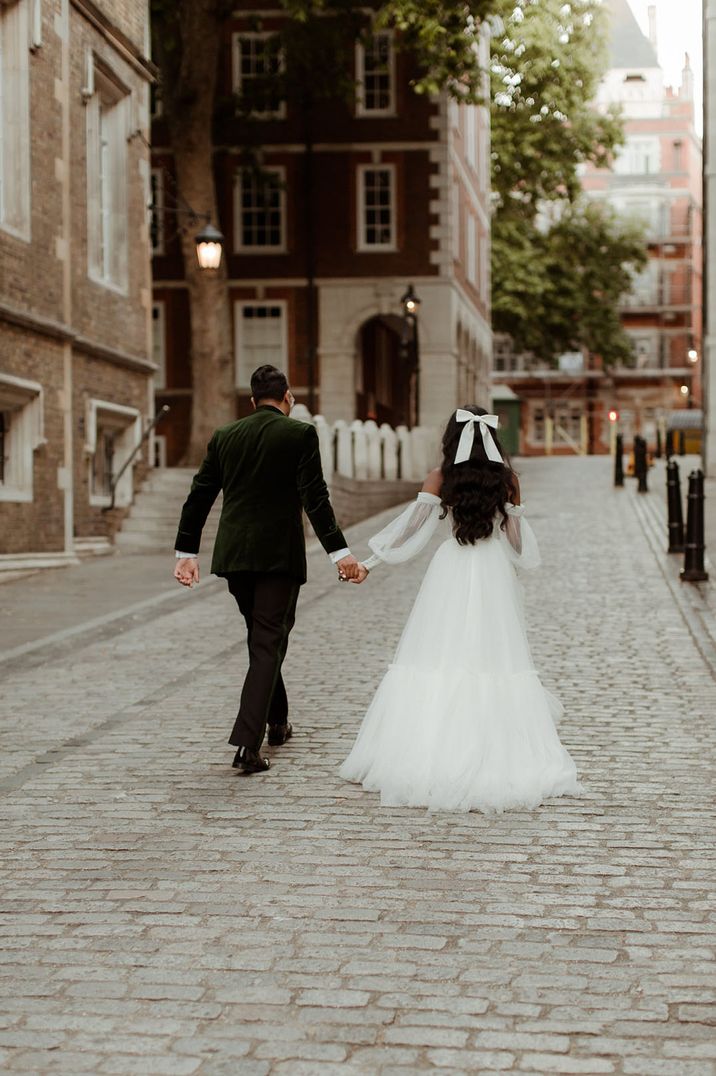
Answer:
xmin=439 ymin=406 xmax=518 ymax=545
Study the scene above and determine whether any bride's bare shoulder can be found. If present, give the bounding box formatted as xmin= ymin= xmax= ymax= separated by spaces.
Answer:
xmin=421 ymin=467 xmax=443 ymax=496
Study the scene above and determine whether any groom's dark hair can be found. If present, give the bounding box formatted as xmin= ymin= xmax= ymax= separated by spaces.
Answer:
xmin=251 ymin=365 xmax=289 ymax=403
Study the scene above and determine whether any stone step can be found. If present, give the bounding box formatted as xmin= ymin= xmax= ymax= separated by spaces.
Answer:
xmin=114 ymin=468 xmax=223 ymax=552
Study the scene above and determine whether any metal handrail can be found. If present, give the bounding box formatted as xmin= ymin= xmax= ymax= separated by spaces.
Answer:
xmin=102 ymin=405 xmax=170 ymax=513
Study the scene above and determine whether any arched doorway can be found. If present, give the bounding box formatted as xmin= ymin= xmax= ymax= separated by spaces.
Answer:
xmin=356 ymin=314 xmax=416 ymax=428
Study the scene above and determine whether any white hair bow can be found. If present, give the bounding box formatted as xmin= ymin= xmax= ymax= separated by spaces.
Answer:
xmin=454 ymin=410 xmax=503 ymax=465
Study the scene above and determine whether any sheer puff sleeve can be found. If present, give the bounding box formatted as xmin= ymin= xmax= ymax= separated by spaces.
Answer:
xmin=362 ymin=492 xmax=442 ymax=569
xmin=499 ymin=503 xmax=541 ymax=570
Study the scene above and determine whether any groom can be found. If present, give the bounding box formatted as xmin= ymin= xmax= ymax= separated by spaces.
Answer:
xmin=174 ymin=364 xmax=364 ymax=773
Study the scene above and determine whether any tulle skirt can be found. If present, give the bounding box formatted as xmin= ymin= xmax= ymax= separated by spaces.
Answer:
xmin=340 ymin=535 xmax=583 ymax=812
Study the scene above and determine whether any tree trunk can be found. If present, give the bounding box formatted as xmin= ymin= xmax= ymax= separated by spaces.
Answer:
xmin=173 ymin=132 xmax=234 ymax=465
xmin=159 ymin=0 xmax=235 ymax=465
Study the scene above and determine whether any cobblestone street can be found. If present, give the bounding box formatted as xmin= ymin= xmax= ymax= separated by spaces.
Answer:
xmin=1 ymin=456 xmax=716 ymax=1075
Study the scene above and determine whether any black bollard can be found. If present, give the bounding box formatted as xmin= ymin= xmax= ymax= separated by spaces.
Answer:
xmin=666 ymin=459 xmax=684 ymax=553
xmin=614 ymin=433 xmax=624 ymax=487
xmin=635 ymin=436 xmax=648 ymax=493
xmin=665 ymin=429 xmax=674 ymax=459
xmin=656 ymin=427 xmax=662 ymax=459
xmin=681 ymin=470 xmax=709 ymax=582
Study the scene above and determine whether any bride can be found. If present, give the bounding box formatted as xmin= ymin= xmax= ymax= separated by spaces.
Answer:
xmin=339 ymin=406 xmax=583 ymax=813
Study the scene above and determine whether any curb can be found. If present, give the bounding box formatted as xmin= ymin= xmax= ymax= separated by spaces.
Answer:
xmin=628 ymin=479 xmax=716 ymax=679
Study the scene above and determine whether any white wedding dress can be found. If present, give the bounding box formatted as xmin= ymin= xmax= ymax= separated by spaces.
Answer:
xmin=339 ymin=493 xmax=583 ymax=812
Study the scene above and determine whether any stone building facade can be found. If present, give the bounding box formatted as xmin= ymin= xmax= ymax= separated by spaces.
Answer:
xmin=0 ymin=0 xmax=154 ymax=567
xmin=493 ymin=0 xmax=703 ymax=457
xmin=151 ymin=2 xmax=492 ymax=465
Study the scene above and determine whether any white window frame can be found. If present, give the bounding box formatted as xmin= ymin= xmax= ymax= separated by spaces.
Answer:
xmin=614 ymin=136 xmax=661 ymax=177
xmin=234 ymin=166 xmax=287 ymax=253
xmin=152 ymin=300 xmax=166 ymax=390
xmin=232 ymin=32 xmax=286 ymax=119
xmin=357 ymin=163 xmax=397 ymax=252
xmin=466 ymin=213 xmax=477 ymax=284
xmin=84 ymin=399 xmax=141 ymax=508
xmin=464 ymin=103 xmax=477 ymax=170
xmin=0 ymin=0 xmax=31 ymax=240
xmin=452 ymin=182 xmax=461 ymax=262
xmin=531 ymin=405 xmax=546 ymax=445
xmin=234 ymin=300 xmax=288 ymax=389
xmin=86 ymin=62 xmax=130 ymax=293
xmin=150 ymin=167 xmax=164 ymax=254
xmin=355 ymin=31 xmax=396 ymax=117
xmin=0 ymin=373 xmax=44 ymax=502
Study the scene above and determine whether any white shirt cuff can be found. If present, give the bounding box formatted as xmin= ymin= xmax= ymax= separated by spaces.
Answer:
xmin=175 ymin=551 xmax=198 ymax=558
xmin=329 ymin=547 xmax=351 ymax=564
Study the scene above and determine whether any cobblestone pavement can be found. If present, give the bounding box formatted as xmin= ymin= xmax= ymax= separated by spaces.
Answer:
xmin=2 ymin=457 xmax=716 ymax=1076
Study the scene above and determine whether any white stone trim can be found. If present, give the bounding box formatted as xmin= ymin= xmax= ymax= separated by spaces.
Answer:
xmin=0 ymin=0 xmax=31 ymax=241
xmin=84 ymin=398 xmax=141 ymax=508
xmin=0 ymin=373 xmax=44 ymax=502
xmin=428 ymin=95 xmax=451 ymax=276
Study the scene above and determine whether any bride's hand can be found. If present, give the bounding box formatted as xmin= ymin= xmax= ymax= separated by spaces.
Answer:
xmin=349 ymin=564 xmax=370 ymax=585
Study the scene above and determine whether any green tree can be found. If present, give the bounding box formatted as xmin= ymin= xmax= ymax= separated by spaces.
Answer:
xmin=492 ymin=203 xmax=647 ymax=363
xmin=490 ymin=0 xmax=646 ymax=364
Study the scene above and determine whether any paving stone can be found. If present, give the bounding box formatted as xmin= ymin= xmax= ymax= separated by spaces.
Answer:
xmin=1 ymin=458 xmax=715 ymax=1073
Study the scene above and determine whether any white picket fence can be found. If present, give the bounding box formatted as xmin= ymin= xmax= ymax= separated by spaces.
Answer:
xmin=291 ymin=405 xmax=440 ymax=483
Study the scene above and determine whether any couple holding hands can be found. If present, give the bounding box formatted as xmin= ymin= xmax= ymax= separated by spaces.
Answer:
xmin=174 ymin=364 xmax=582 ymax=812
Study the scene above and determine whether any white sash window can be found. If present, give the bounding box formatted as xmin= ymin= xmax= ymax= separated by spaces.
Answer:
xmin=86 ymin=61 xmax=130 ymax=291
xmin=0 ymin=0 xmax=31 ymax=239
xmin=235 ymin=302 xmax=288 ymax=389
xmin=357 ymin=164 xmax=396 ymax=251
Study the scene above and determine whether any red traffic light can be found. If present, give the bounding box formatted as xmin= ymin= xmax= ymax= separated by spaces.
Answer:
xmin=608 ymin=409 xmax=619 ymax=423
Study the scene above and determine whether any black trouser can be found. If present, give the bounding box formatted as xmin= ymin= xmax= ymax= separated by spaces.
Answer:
xmin=226 ymin=572 xmax=300 ymax=752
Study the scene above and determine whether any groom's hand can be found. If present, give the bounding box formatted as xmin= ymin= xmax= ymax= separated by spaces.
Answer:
xmin=174 ymin=557 xmax=199 ymax=588
xmin=336 ymin=554 xmax=361 ymax=581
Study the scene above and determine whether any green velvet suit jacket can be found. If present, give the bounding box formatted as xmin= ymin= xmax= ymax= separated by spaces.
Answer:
xmin=175 ymin=406 xmax=347 ymax=584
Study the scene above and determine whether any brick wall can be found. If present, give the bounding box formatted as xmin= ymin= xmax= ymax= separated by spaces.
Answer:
xmin=0 ymin=326 xmax=66 ymax=555
xmin=0 ymin=0 xmax=153 ymax=560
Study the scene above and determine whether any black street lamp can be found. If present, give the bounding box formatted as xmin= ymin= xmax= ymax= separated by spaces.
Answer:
xmin=400 ymin=284 xmax=422 ymax=427
xmin=151 ymin=166 xmax=225 ymax=271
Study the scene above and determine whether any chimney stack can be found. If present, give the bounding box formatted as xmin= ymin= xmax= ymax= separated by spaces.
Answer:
xmin=648 ymin=5 xmax=658 ymax=52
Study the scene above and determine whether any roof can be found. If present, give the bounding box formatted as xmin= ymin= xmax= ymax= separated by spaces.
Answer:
xmin=605 ymin=0 xmax=660 ymax=70
xmin=491 ymin=384 xmax=519 ymax=402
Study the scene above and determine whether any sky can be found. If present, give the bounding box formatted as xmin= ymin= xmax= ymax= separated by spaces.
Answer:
xmin=628 ymin=0 xmax=703 ymax=133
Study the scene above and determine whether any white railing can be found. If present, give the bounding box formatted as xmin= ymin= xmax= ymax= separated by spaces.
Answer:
xmin=291 ymin=405 xmax=440 ymax=483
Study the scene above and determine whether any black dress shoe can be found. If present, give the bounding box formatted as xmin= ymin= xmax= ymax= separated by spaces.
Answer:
xmin=268 ymin=722 xmax=293 ymax=747
xmin=232 ymin=747 xmax=270 ymax=773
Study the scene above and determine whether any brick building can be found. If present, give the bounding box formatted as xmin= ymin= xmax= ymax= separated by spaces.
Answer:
xmin=493 ymin=0 xmax=703 ymax=457
xmin=0 ymin=0 xmax=154 ymax=568
xmin=151 ymin=2 xmax=492 ymax=465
